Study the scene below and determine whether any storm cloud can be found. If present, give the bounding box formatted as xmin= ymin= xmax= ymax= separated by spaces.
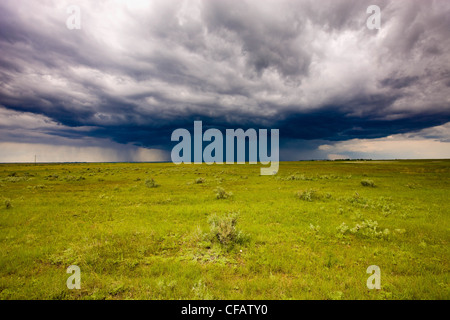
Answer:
xmin=0 ymin=0 xmax=449 ymax=161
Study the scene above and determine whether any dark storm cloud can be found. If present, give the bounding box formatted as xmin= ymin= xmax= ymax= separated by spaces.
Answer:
xmin=380 ymin=76 xmax=419 ymax=90
xmin=0 ymin=0 xmax=449 ymax=159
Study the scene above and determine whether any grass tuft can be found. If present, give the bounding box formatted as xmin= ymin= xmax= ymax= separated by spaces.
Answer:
xmin=4 ymin=199 xmax=12 ymax=209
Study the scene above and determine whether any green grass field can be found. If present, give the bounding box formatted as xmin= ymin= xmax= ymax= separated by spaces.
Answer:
xmin=0 ymin=160 xmax=448 ymax=300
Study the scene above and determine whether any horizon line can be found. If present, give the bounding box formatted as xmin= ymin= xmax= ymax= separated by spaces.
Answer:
xmin=0 ymin=158 xmax=449 ymax=165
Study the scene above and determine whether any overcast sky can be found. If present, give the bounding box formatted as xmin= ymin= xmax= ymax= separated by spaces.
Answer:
xmin=0 ymin=0 xmax=449 ymax=162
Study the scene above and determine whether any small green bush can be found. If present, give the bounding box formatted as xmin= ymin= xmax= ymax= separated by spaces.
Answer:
xmin=195 ymin=177 xmax=205 ymax=184
xmin=337 ymin=220 xmax=389 ymax=239
xmin=336 ymin=222 xmax=349 ymax=234
xmin=296 ymin=189 xmax=318 ymax=201
xmin=208 ymin=212 xmax=245 ymax=246
xmin=3 ymin=176 xmax=28 ymax=183
xmin=214 ymin=187 xmax=232 ymax=199
xmin=44 ymin=174 xmax=59 ymax=181
xmin=145 ymin=178 xmax=158 ymax=188
xmin=361 ymin=179 xmax=375 ymax=187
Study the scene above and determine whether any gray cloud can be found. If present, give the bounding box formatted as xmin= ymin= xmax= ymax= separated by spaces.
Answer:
xmin=0 ymin=0 xmax=449 ymax=160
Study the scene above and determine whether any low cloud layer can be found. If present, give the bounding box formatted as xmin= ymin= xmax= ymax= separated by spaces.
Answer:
xmin=318 ymin=122 xmax=450 ymax=160
xmin=0 ymin=0 xmax=449 ymax=161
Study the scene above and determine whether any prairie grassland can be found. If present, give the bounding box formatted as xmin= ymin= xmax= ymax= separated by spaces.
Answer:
xmin=0 ymin=160 xmax=448 ymax=300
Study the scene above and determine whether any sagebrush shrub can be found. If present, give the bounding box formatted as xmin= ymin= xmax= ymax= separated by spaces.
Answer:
xmin=4 ymin=176 xmax=28 ymax=183
xmin=214 ymin=187 xmax=232 ymax=199
xmin=336 ymin=220 xmax=389 ymax=239
xmin=44 ymin=174 xmax=59 ymax=181
xmin=361 ymin=179 xmax=375 ymax=187
xmin=336 ymin=222 xmax=349 ymax=234
xmin=145 ymin=178 xmax=158 ymax=188
xmin=297 ymin=189 xmax=318 ymax=201
xmin=195 ymin=177 xmax=205 ymax=184
xmin=208 ymin=212 xmax=245 ymax=246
